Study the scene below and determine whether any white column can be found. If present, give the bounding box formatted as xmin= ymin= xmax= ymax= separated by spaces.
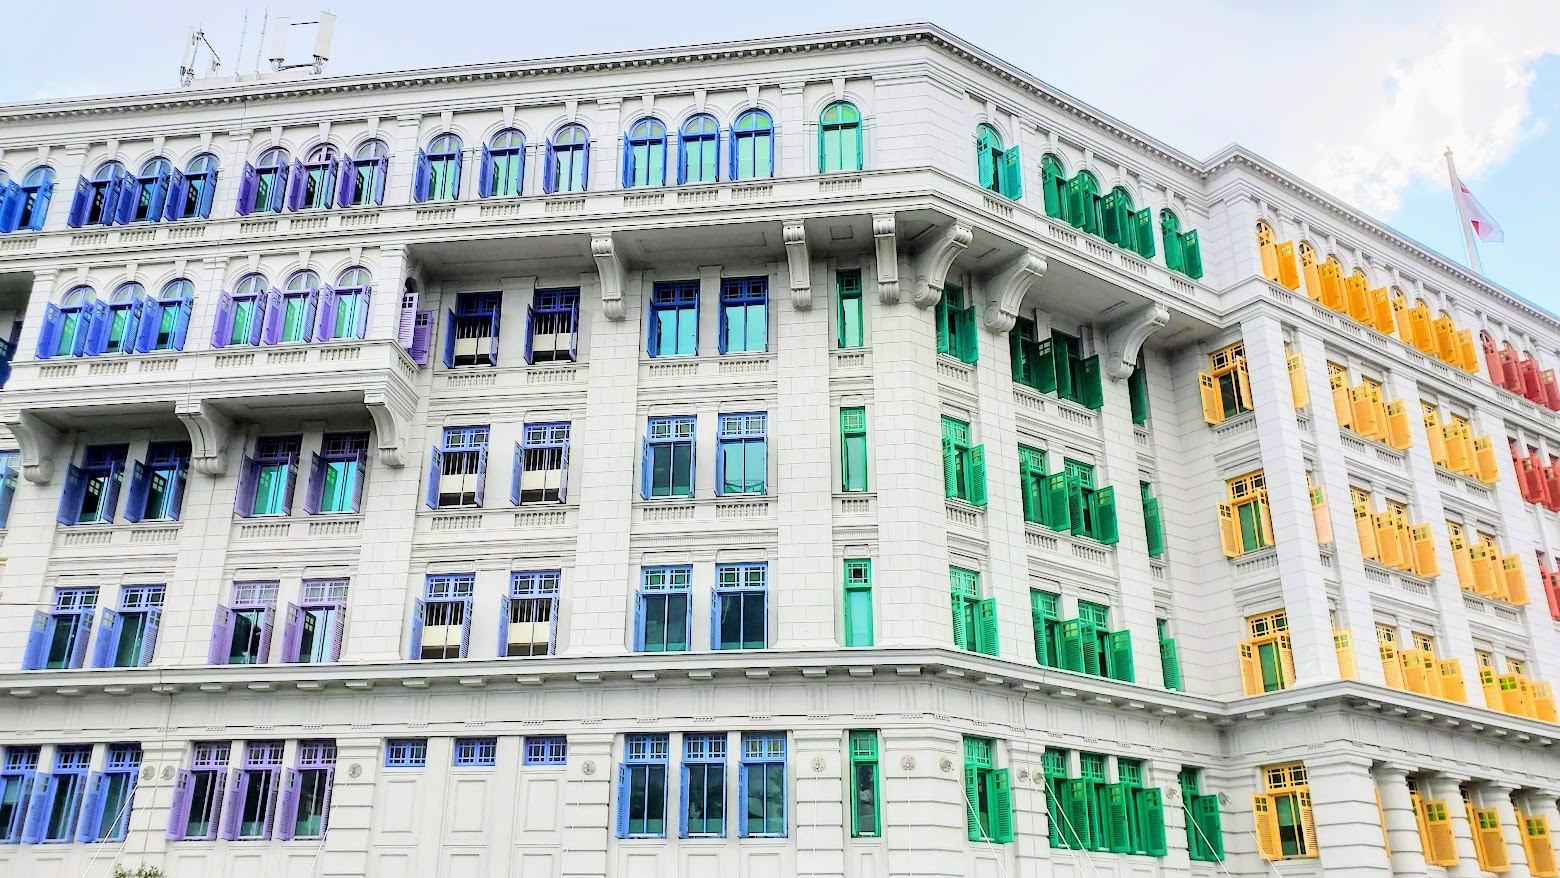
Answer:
xmin=1426 ymin=774 xmax=1483 ymax=878
xmin=792 ymin=729 xmax=846 ymax=878
xmin=1374 ymin=764 xmax=1428 ymax=876
xmin=1488 ymin=783 xmax=1535 ymax=878
xmin=1308 ymin=754 xmax=1393 ymax=876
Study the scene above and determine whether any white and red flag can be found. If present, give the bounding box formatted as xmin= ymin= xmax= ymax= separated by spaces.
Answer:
xmin=1453 ymin=176 xmax=1505 ymax=243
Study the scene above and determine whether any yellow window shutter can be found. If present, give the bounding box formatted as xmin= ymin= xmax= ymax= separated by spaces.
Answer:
xmin=1504 ymin=674 xmax=1536 ymax=718
xmin=1410 ymin=307 xmax=1435 ymax=352
xmin=1410 ymin=524 xmax=1439 ymax=577
xmin=1334 ymin=630 xmax=1358 ymax=679
xmin=1385 ymin=400 xmax=1412 ymax=450
xmin=1532 ymin=682 xmax=1558 ymax=722
xmin=1276 ymin=242 xmax=1300 ymax=289
xmin=1319 ymin=263 xmax=1344 ymax=310
xmin=1303 ymin=262 xmax=1324 ymax=301
xmin=1502 ymin=555 xmax=1529 ymax=606
xmin=1258 ymin=494 xmax=1274 ymax=547
xmin=1424 ymin=801 xmax=1460 ymax=866
xmin=1253 ymin=795 xmax=1281 ymax=859
xmin=1311 ymin=487 xmax=1334 ymax=545
xmin=1426 ymin=419 xmax=1447 ymax=466
xmin=1395 ymin=517 xmax=1416 ymax=572
xmin=1299 ymin=791 xmax=1319 ymax=858
xmin=1528 ymin=815 xmax=1558 ymax=877
xmin=1436 ymin=317 xmax=1460 ymax=362
xmin=1260 ymin=240 xmax=1281 ymax=282
xmin=1401 ymin=649 xmax=1439 ymax=696
xmin=1371 ymin=288 xmax=1395 ymax=334
xmin=1350 ymin=385 xmax=1381 ymax=437
xmin=1199 ymin=373 xmax=1225 ymax=425
xmin=1374 ymin=512 xmax=1403 ymax=567
xmin=1458 ymin=329 xmax=1481 ymax=373
xmin=1380 ymin=643 xmax=1405 ymax=689
xmin=1346 ymin=275 xmax=1372 ymax=323
xmin=1437 ymin=659 xmax=1468 ymax=703
xmin=1288 ymin=353 xmax=1310 ymax=409
xmin=1443 ymin=424 xmax=1470 ymax=472
xmin=1236 ymin=357 xmax=1254 ymax=411
xmin=1480 ymin=667 xmax=1503 ymax=710
xmin=1239 ymin=640 xmax=1262 ymax=695
xmin=1471 ymin=547 xmax=1499 ymax=596
xmin=1219 ymin=502 xmax=1242 ymax=558
xmin=1354 ymin=502 xmax=1379 ymax=560
xmin=1393 ymin=296 xmax=1414 ymax=343
xmin=1278 ymin=633 xmax=1296 ymax=688
xmin=1474 ymin=436 xmax=1500 ymax=483
xmin=1331 ymin=378 xmax=1353 ymax=429
xmin=1454 ymin=546 xmax=1475 ymax=592
xmin=1478 ymin=808 xmax=1511 ymax=871
xmin=1377 ymin=789 xmax=1393 ymax=854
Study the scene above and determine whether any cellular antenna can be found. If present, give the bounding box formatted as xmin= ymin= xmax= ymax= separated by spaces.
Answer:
xmin=179 ymin=26 xmax=224 ymax=86
xmin=269 ymin=11 xmax=337 ymax=74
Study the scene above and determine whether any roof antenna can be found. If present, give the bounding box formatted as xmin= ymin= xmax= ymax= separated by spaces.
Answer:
xmin=269 ymin=11 xmax=337 ymax=74
xmin=179 ymin=25 xmax=223 ymax=86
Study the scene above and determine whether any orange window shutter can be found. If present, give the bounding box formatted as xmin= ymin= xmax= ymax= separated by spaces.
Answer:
xmin=1424 ymin=801 xmax=1460 ymax=866
xmin=1502 ymin=555 xmax=1529 ymax=606
xmin=1421 ymin=652 xmax=1444 ymax=698
xmin=1480 ymin=667 xmax=1502 ymax=710
xmin=1443 ymin=425 xmax=1469 ymax=472
xmin=1385 ymin=401 xmax=1412 ymax=450
xmin=1474 ymin=437 xmax=1500 ymax=483
xmin=1378 ymin=789 xmax=1394 ymax=853
xmin=1411 ymin=525 xmax=1439 ymax=578
xmin=1500 ymin=673 xmax=1529 ymax=716
xmin=1374 ymin=513 xmax=1404 ymax=567
xmin=1299 ymin=791 xmax=1318 ymax=858
xmin=1480 ymin=810 xmax=1511 ymax=870
xmin=1533 ymin=682 xmax=1558 ymax=723
xmin=1438 ymin=659 xmax=1468 ymax=703
xmin=1396 ymin=517 xmax=1416 ymax=569
xmin=1410 ymin=307 xmax=1435 ymax=352
xmin=1435 ymin=317 xmax=1459 ymax=361
xmin=1350 ymin=385 xmax=1380 ymax=437
xmin=1319 ymin=264 xmax=1344 ymax=310
xmin=1401 ymin=649 xmax=1433 ymax=695
xmin=1276 ymin=242 xmax=1300 ymax=289
xmin=1253 ymin=795 xmax=1281 ymax=859
xmin=1380 ymin=643 xmax=1405 ymax=689
xmin=1334 ymin=630 xmax=1358 ymax=679
xmin=1288 ymin=353 xmax=1310 ymax=409
xmin=1347 ymin=276 xmax=1372 ymax=323
xmin=1471 ymin=547 xmax=1499 ymax=596
xmin=1332 ymin=382 xmax=1354 ymax=429
xmin=1312 ymin=488 xmax=1334 ymax=545
xmin=1371 ymin=288 xmax=1395 ymax=334
xmin=1199 ymin=372 xmax=1224 ymax=425
xmin=1236 ymin=358 xmax=1254 ymax=410
xmin=1303 ymin=262 xmax=1323 ymax=301
xmin=1393 ymin=296 xmax=1414 ymax=343
xmin=1277 ymin=633 xmax=1296 ymax=688
xmin=1528 ymin=816 xmax=1557 ymax=877
xmin=1354 ymin=502 xmax=1379 ymax=560
xmin=1260 ymin=241 xmax=1281 ymax=282
xmin=1219 ymin=502 xmax=1241 ymax=558
xmin=1239 ymin=641 xmax=1262 ymax=695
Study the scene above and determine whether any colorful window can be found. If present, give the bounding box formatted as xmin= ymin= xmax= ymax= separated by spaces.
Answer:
xmin=635 ymin=567 xmax=691 ymax=653
xmin=819 ymin=102 xmax=862 ymax=172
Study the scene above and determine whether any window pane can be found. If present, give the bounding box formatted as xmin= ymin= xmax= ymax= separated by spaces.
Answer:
xmin=114 ymin=612 xmax=147 ymax=667
xmin=843 ymin=435 xmax=867 ymax=492
xmin=840 ymin=296 xmax=863 ymax=347
xmin=742 ymin=593 xmax=766 ymax=648
xmin=844 ymin=589 xmax=873 ymax=646
xmin=853 ymin=762 xmax=876 ymax=835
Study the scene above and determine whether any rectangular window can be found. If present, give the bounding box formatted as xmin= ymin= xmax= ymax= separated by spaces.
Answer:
xmin=849 ymin=731 xmax=880 ymax=838
xmin=453 ymin=738 xmax=497 ymax=767
xmin=231 ymin=741 xmax=284 ymax=841
xmin=843 ymin=559 xmax=873 ymax=647
xmin=950 ymin=567 xmax=997 ymax=656
xmin=1059 ymin=600 xmax=1135 ymax=682
xmin=837 ymin=270 xmax=864 ymax=348
xmin=941 ymin=417 xmax=987 ymax=506
xmin=1239 ymin=611 xmax=1294 ymax=695
xmin=1031 ymin=589 xmax=1062 ymax=669
xmin=526 ymin=288 xmax=579 ymax=364
xmin=1051 ymin=459 xmax=1117 ymax=544
xmin=636 ymin=567 xmax=691 ymax=653
xmin=308 ymin=432 xmax=368 ymax=515
xmin=648 ymin=281 xmax=698 ymax=357
xmin=86 ymin=743 xmax=142 ymax=842
xmin=935 ymin=285 xmax=977 ymax=364
xmin=211 ymin=581 xmax=278 ymax=666
xmin=23 ymin=587 xmax=98 ymax=671
xmin=319 ymin=283 xmax=370 ymax=342
xmin=714 ymin=563 xmax=767 ymax=650
xmin=618 ymin=734 xmax=670 ymax=838
xmin=963 ymin=736 xmax=1013 ymax=843
xmin=125 ymin=441 xmax=190 ymax=522
xmin=227 ymin=294 xmax=263 ymax=346
xmin=1201 ymin=343 xmax=1254 ymax=424
xmin=235 ymin=435 xmax=301 ymax=518
xmin=717 ymin=413 xmax=767 ymax=495
xmin=1180 ymin=767 xmax=1225 ymax=862
xmin=524 ymin=737 xmax=568 ymax=766
xmin=444 ymin=292 xmax=502 ymax=367
xmin=413 ymin=574 xmax=474 ymax=660
xmin=99 ymin=585 xmax=165 ymax=669
xmin=0 ymin=747 xmax=41 ymax=843
xmin=285 ymin=579 xmax=348 ymax=665
xmin=0 ymin=450 xmax=19 ymax=528
xmin=384 ymin=740 xmax=427 ymax=768
xmin=58 ymin=444 xmax=128 ymax=525
xmin=513 ymin=423 xmax=571 ymax=504
xmin=719 ymin=278 xmax=767 ymax=354
xmin=173 ymin=742 xmax=231 ymax=841
xmin=840 ymin=407 xmax=868 ymax=492
xmin=1018 ymin=445 xmax=1050 ymax=526
xmin=740 ymin=733 xmax=786 ymax=838
xmin=1255 ymin=762 xmax=1315 ymax=860
xmin=641 ymin=416 xmax=695 ymax=499
xmin=278 ymin=291 xmax=315 ymax=343
xmin=39 ymin=745 xmax=90 ymax=842
xmin=681 ymin=733 xmax=726 ymax=838
xmin=429 ymin=426 xmax=489 ymax=509
xmin=284 ymin=741 xmax=335 ymax=840
xmin=1220 ymin=471 xmax=1272 ymax=557
xmin=501 ymin=571 xmax=560 ymax=657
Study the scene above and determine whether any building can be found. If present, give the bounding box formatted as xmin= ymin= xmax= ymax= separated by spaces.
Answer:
xmin=0 ymin=19 xmax=1557 ymax=878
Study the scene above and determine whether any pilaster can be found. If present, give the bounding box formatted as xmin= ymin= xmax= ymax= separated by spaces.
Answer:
xmin=1308 ymin=754 xmax=1393 ymax=876
xmin=1374 ymin=764 xmax=1428 ymax=876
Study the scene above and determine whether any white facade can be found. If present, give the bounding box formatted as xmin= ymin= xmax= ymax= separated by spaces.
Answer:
xmin=0 ymin=21 xmax=1557 ymax=878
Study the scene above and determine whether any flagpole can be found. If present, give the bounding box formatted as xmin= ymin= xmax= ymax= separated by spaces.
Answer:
xmin=1445 ymin=147 xmax=1484 ymax=275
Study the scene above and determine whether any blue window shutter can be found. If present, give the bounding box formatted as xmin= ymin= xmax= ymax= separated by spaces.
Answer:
xmin=350 ymin=450 xmax=367 ymax=514
xmin=355 ymin=286 xmax=372 ymax=339
xmin=497 ymin=595 xmax=510 ymax=656
xmin=543 ymin=145 xmax=557 ymax=193
xmin=488 ymin=311 xmax=501 ymax=365
xmin=280 ymin=456 xmax=299 ymax=516
xmin=336 ymin=157 xmax=356 ymax=207
xmin=640 ymin=438 xmax=652 ymax=500
xmin=580 ymin=142 xmax=591 ymax=191
xmin=20 ymin=774 xmax=53 ymax=842
xmin=84 ymin=300 xmax=110 ymax=356
xmin=692 ymin=292 xmax=701 ymax=356
xmin=102 ymin=459 xmax=124 ymax=524
xmin=92 ymin=608 xmax=122 ymax=668
xmin=233 ymin=455 xmax=259 ymax=518
xmin=249 ymin=290 xmax=270 ymax=345
xmin=148 ymin=169 xmax=173 ymax=220
xmin=510 ymin=443 xmax=522 ymax=505
xmin=715 ymin=442 xmax=726 ymax=497
xmin=321 ymin=160 xmax=339 ymax=209
xmin=371 ymin=156 xmax=388 ymax=205
xmin=196 ymin=171 xmax=218 ymax=218
xmin=452 ymin=149 xmax=465 ymax=198
xmin=0 ymin=181 xmax=25 ymax=233
xmin=425 ymin=447 xmax=443 ymax=509
xmin=459 ymin=597 xmax=472 ymax=657
xmin=473 ymin=445 xmax=488 ymax=507
xmin=408 ymin=599 xmax=425 ymax=659
xmin=615 ymin=766 xmax=630 ymax=837
xmin=140 ymin=608 xmax=161 ymax=666
xmin=622 ymin=135 xmax=634 ymax=188
xmin=66 ymin=177 xmax=92 ymax=227
xmin=646 ymin=305 xmax=659 ymax=357
xmin=710 ymin=593 xmax=721 ymax=652
xmin=124 ymin=460 xmax=149 ymax=523
xmin=269 ymin=162 xmax=291 ymax=212
xmin=235 ymin=163 xmax=258 ymax=215
xmin=729 ymin=130 xmax=739 ymax=181
xmin=442 ymin=309 xmax=456 ymax=368
xmin=303 ymin=452 xmax=325 ymax=515
xmin=478 ymin=145 xmax=494 ymax=198
xmin=132 ymin=300 xmax=157 ymax=352
xmin=260 ymin=289 xmax=285 ymax=345
xmin=23 ymin=178 xmax=54 ymax=230
xmin=558 ymin=442 xmax=570 ymax=503
xmin=22 ymin=610 xmax=52 ymax=669
xmin=68 ymin=611 xmax=94 ymax=667
xmin=313 ymin=287 xmax=338 ymax=342
xmin=74 ymin=772 xmax=105 ymax=842
xmin=523 ymin=305 xmax=535 ymax=364
xmin=568 ymin=301 xmax=579 ymax=361
xmin=718 ymin=299 xmax=728 ymax=355
xmin=112 ymin=175 xmax=140 ymax=224
xmin=678 ymin=765 xmax=692 ymax=838
xmin=34 ymin=304 xmax=62 ymax=359
xmin=548 ymin=595 xmax=560 ymax=654
xmin=209 ymin=292 xmax=233 ymax=349
xmin=412 ymin=149 xmax=431 ymax=203
xmin=676 ymin=135 xmax=688 ymax=185
xmin=736 ymin=764 xmax=749 ymax=838
xmin=632 ymin=589 xmax=646 ymax=651
xmin=57 ymin=463 xmax=86 ymax=525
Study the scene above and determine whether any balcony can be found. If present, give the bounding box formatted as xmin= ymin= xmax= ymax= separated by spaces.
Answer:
xmin=0 ymin=339 xmax=418 ymax=483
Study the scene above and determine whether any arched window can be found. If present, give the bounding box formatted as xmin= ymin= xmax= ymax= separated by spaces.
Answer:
xmin=101 ymin=282 xmax=146 ymax=354
xmin=975 ymin=124 xmax=1004 ymax=193
xmin=216 ymin=274 xmax=271 ymax=348
xmin=481 ymin=130 xmax=525 ymax=198
xmin=417 ymin=134 xmax=463 ymax=202
xmin=176 ymin=154 xmax=219 ymax=221
xmin=1161 ymin=209 xmax=1203 ymax=279
xmin=160 ymin=279 xmax=195 ymax=300
xmin=323 ymin=267 xmax=373 ymax=341
xmin=292 ymin=144 xmax=338 ymax=211
xmin=1 ymin=165 xmax=54 ymax=233
xmin=731 ymin=110 xmax=774 ymax=181
xmin=275 ymin=270 xmax=322 ymax=344
xmin=1103 ymin=186 xmax=1153 ymax=257
xmin=247 ymin=147 xmax=291 ymax=215
xmin=679 ymin=115 xmax=719 ymax=185
xmin=546 ymin=124 xmax=590 ymax=194
xmin=139 ymin=277 xmax=196 ymax=353
xmin=623 ymin=119 xmax=667 ymax=188
xmin=1066 ymin=171 xmax=1101 ymax=235
xmin=819 ymin=102 xmax=861 ymax=173
xmin=71 ymin=160 xmax=128 ymax=227
xmin=1256 ymin=220 xmax=1274 ymax=247
xmin=342 ymin=140 xmax=388 ymax=207
xmin=125 ymin=159 xmax=173 ymax=224
xmin=1040 ymin=154 xmax=1067 ymax=219
xmin=39 ymin=285 xmax=96 ymax=359
xmin=1298 ymin=242 xmax=1316 ymax=267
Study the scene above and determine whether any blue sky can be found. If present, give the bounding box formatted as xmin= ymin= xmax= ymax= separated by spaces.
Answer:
xmin=2 ymin=1 xmax=1555 ymax=310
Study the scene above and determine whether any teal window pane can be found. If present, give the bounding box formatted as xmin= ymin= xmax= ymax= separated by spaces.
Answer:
xmin=113 ymin=612 xmax=147 ymax=667
xmin=155 ymin=305 xmax=177 ymax=349
xmin=320 ymin=460 xmax=356 ymax=513
xmin=839 ymin=294 xmax=863 ymax=347
xmin=56 ymin=312 xmax=81 ymax=356
xmin=642 ymin=593 xmax=689 ymax=652
xmin=98 ymin=773 xmax=133 ymax=840
xmin=842 ymin=434 xmax=868 ymax=492
xmin=44 ymin=774 xmax=80 ymax=840
xmin=844 ymin=588 xmax=873 ymax=646
xmin=281 ymin=296 xmax=308 ymax=342
xmin=230 ymin=300 xmax=256 ymax=345
xmin=107 ymin=309 xmax=131 ymax=352
xmin=332 ymin=294 xmax=359 ymax=340
xmin=44 ymin=616 xmax=78 ymax=669
xmin=253 ymin=463 xmax=289 ymax=515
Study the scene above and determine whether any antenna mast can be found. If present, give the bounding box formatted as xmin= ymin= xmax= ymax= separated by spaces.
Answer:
xmin=179 ymin=26 xmax=224 ymax=86
xmin=269 ymin=12 xmax=337 ymax=74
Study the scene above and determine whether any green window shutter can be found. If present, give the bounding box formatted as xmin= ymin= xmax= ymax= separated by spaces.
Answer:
xmin=1107 ymin=629 xmax=1135 ymax=682
xmin=1065 ymin=176 xmax=1086 ymax=230
xmin=1106 ymin=783 xmax=1132 ymax=852
xmin=1066 ymin=476 xmax=1086 ymax=535
xmin=1144 ymin=496 xmax=1164 ymax=556
xmin=976 ymin=140 xmax=996 ymax=192
xmin=1019 ymin=447 xmax=1044 ymax=523
xmin=1033 ymin=617 xmax=1050 ymax=666
xmin=942 ymin=438 xmax=958 ymax=499
xmin=1182 ymin=230 xmax=1204 ymax=279
xmin=1193 ymin=793 xmax=1224 ymax=858
xmin=950 ymin=593 xmax=970 ymax=650
xmin=1133 ymin=208 xmax=1157 ymax=259
xmin=1128 ymin=367 xmax=1149 ymax=424
xmin=1079 ymin=621 xmax=1103 ymax=675
xmin=991 ymin=769 xmax=1014 ymax=842
xmin=1045 ymin=780 xmax=1066 ymax=847
xmin=1093 ymin=485 xmax=1118 ymax=544
xmin=964 ymin=766 xmax=984 ymax=840
xmin=1009 ymin=330 xmax=1027 ymax=384
xmin=1078 ymin=355 xmax=1104 ymax=409
xmin=1043 ymin=169 xmax=1065 ymax=220
xmin=935 ymin=298 xmax=951 ymax=355
xmin=1079 ymin=187 xmax=1102 ymax=236
xmin=1044 ymin=473 xmax=1070 ymax=530
xmin=956 ymin=305 xmax=978 ymax=364
xmin=1141 ymin=788 xmax=1168 ymax=856
xmin=975 ymin=597 xmax=999 ymax=656
xmin=1060 ymin=620 xmax=1084 ymax=672
xmin=1066 ymin=780 xmax=1094 ymax=849
xmin=1160 ymin=637 xmax=1182 ymax=690
xmin=1163 ymin=227 xmax=1185 ymax=274
xmin=1051 ymin=333 xmax=1076 ymax=400
xmin=1032 ymin=338 xmax=1057 ymax=393
xmin=1100 ymin=190 xmax=1122 ymax=245
xmin=968 ymin=445 xmax=987 ymax=506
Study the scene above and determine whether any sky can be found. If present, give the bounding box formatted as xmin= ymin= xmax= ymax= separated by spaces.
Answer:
xmin=2 ymin=1 xmax=1556 ymax=310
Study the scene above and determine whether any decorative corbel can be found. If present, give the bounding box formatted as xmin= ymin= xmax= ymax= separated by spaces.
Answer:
xmin=364 ymin=390 xmax=411 ymax=468
xmin=591 ymin=234 xmax=625 ymax=321
xmin=1104 ymin=303 xmax=1171 ymax=381
xmin=175 ymin=399 xmax=235 ymax=477
xmin=982 ymin=251 xmax=1046 ymax=333
xmin=911 ymin=222 xmax=973 ymax=308
xmin=781 ymin=220 xmax=812 ymax=310
xmin=0 ymin=409 xmax=64 ymax=485
xmin=872 ymin=213 xmax=900 ymax=305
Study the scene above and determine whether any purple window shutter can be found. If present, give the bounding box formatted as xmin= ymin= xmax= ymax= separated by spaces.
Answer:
xmin=336 ymin=157 xmax=356 ymax=207
xmin=300 ymin=288 xmax=321 ymax=342
xmin=408 ymin=599 xmax=425 ymax=659
xmin=205 ymin=766 xmax=228 ymax=839
xmin=22 ymin=610 xmax=52 ymax=670
xmin=164 ymin=169 xmax=188 ymax=221
xmin=328 ymin=607 xmax=345 ymax=662
xmin=474 ymin=445 xmax=488 ymax=507
xmin=510 ymin=443 xmax=522 ymax=505
xmin=235 ymin=163 xmax=259 ymax=215
xmin=34 ymin=304 xmax=62 ymax=359
xmin=411 ymin=310 xmax=434 ymax=365
xmin=21 ymin=775 xmax=54 ymax=842
xmin=523 ymin=305 xmax=535 ymax=364
xmin=279 ymin=604 xmax=302 ymax=663
xmin=281 ymin=457 xmax=299 ymax=515
xmin=425 ymin=447 xmax=442 ymax=509
xmin=135 ymin=300 xmax=162 ymax=352
xmin=257 ymin=606 xmax=275 ymax=663
xmin=113 ymin=176 xmax=141 ymax=225
xmin=581 ymin=143 xmax=591 ymax=190
xmin=372 ymin=156 xmax=388 ymax=204
xmin=269 ymin=163 xmax=290 ymax=213
xmin=284 ymin=160 xmax=306 ymax=210
xmin=303 ymin=452 xmax=325 ymax=515
xmin=218 ymin=771 xmax=244 ymax=840
xmin=321 ymin=161 xmax=338 ymax=209
xmin=210 ymin=292 xmax=234 ymax=348
xmin=92 ymin=608 xmax=121 ymax=668
xmin=274 ymin=769 xmax=299 ymax=840
xmin=102 ymin=459 xmax=124 ymax=524
xmin=234 ymin=455 xmax=259 ymax=517
xmin=412 ymin=149 xmax=430 ymax=202
xmin=543 ymin=145 xmax=557 ymax=193
xmin=84 ymin=300 xmax=111 ymax=356
xmin=318 ymin=767 xmax=335 ymax=833
xmin=261 ymin=288 xmax=285 ymax=344
xmin=558 ymin=443 xmax=570 ymax=503
xmin=196 ymin=171 xmax=218 ymax=218
xmin=355 ymin=286 xmax=371 ymax=339
xmin=66 ymin=177 xmax=91 ymax=227
xmin=74 ymin=772 xmax=104 ymax=842
xmin=488 ymin=313 xmax=501 ymax=365
xmin=123 ymin=461 xmax=149 ymax=523
xmin=146 ymin=170 xmax=172 ymax=221
xmin=247 ymin=291 xmax=268 ymax=345
xmin=497 ymin=595 xmax=510 ymax=656
xmin=478 ymin=145 xmax=494 ymax=197
xmin=165 ymin=770 xmax=191 ymax=840
xmin=69 ymin=611 xmax=94 ymax=668
xmin=57 ymin=463 xmax=85 ymax=525
xmin=350 ymin=450 xmax=367 ymax=513
xmin=140 ymin=608 xmax=161 ymax=666
xmin=568 ymin=302 xmax=579 ymax=361
xmin=397 ymin=289 xmax=418 ymax=348
xmin=208 ymin=605 xmax=234 ymax=664
xmin=169 ymin=468 xmax=187 ymax=521
xmin=172 ymin=295 xmax=193 ymax=350
xmin=459 ymin=598 xmax=473 ymax=657
xmin=313 ymin=287 xmax=337 ymax=342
